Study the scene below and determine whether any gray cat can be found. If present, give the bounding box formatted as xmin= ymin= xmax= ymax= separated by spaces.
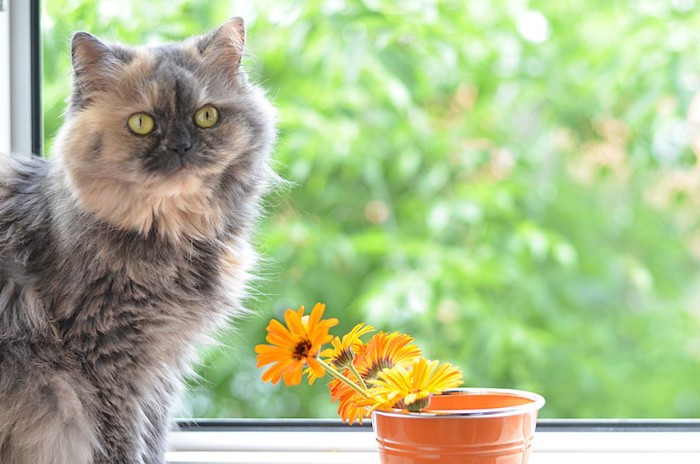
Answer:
xmin=0 ymin=17 xmax=276 ymax=463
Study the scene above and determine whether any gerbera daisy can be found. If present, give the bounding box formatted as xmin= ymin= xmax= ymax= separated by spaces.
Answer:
xmin=329 ymin=331 xmax=422 ymax=423
xmin=255 ymin=303 xmax=338 ymax=386
xmin=321 ymin=323 xmax=374 ymax=368
xmin=333 ymin=379 xmax=381 ymax=425
xmin=306 ymin=323 xmax=374 ymax=385
xmin=370 ymin=357 xmax=463 ymax=412
xmin=353 ymin=331 xmax=422 ymax=381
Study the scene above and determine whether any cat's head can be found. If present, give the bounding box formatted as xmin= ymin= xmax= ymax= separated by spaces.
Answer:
xmin=54 ymin=18 xmax=276 ymax=239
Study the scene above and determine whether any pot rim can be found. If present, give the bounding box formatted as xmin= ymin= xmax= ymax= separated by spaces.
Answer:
xmin=372 ymin=387 xmax=546 ymax=419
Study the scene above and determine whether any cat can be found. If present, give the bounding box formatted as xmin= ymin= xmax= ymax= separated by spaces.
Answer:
xmin=0 ymin=17 xmax=276 ymax=464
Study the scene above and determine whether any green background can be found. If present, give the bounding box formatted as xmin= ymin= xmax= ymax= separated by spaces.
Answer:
xmin=42 ymin=0 xmax=700 ymax=419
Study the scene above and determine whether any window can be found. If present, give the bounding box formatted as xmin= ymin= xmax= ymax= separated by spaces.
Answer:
xmin=0 ymin=1 xmax=9 ymax=155
xmin=1 ymin=0 xmax=41 ymax=157
xmin=20 ymin=0 xmax=700 ymax=424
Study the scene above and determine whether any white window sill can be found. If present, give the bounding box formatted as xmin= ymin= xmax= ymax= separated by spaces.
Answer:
xmin=166 ymin=420 xmax=700 ymax=464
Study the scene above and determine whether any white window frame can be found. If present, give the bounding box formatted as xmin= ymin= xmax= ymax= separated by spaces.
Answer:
xmin=0 ymin=0 xmax=11 ymax=155
xmin=1 ymin=0 xmax=41 ymax=158
xmin=165 ymin=419 xmax=700 ymax=463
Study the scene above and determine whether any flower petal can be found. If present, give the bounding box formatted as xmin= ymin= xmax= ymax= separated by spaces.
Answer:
xmin=307 ymin=357 xmax=326 ymax=381
xmin=284 ymin=307 xmax=307 ymax=336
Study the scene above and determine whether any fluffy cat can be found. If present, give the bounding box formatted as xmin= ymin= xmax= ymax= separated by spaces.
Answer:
xmin=0 ymin=17 xmax=276 ymax=463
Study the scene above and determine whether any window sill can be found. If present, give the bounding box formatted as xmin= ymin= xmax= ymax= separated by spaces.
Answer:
xmin=166 ymin=419 xmax=700 ymax=464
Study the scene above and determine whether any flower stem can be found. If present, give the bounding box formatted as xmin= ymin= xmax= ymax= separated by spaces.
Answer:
xmin=348 ymin=363 xmax=368 ymax=390
xmin=317 ymin=358 xmax=371 ymax=399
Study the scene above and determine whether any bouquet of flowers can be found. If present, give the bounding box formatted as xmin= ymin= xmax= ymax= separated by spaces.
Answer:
xmin=255 ymin=303 xmax=463 ymax=424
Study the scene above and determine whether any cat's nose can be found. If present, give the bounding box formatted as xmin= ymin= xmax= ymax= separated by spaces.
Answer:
xmin=168 ymin=140 xmax=193 ymax=159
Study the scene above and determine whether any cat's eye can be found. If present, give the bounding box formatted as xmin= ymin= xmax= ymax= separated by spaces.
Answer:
xmin=194 ymin=105 xmax=219 ymax=129
xmin=127 ymin=113 xmax=155 ymax=135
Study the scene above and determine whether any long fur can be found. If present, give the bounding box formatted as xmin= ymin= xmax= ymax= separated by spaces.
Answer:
xmin=0 ymin=18 xmax=276 ymax=464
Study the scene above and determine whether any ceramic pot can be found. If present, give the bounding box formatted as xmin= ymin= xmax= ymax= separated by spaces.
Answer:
xmin=372 ymin=388 xmax=545 ymax=464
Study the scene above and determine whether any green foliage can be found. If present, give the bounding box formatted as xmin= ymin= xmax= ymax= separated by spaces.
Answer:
xmin=42 ymin=0 xmax=700 ymax=418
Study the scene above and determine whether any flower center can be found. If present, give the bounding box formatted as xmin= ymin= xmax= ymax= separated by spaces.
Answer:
xmin=402 ymin=394 xmax=430 ymax=412
xmin=365 ymin=358 xmax=394 ymax=380
xmin=293 ymin=339 xmax=313 ymax=360
xmin=332 ymin=347 xmax=355 ymax=368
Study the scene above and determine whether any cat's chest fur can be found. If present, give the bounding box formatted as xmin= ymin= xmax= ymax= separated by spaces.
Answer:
xmin=0 ymin=157 xmax=251 ymax=383
xmin=56 ymin=236 xmax=225 ymax=356
xmin=48 ymin=226 xmax=247 ymax=378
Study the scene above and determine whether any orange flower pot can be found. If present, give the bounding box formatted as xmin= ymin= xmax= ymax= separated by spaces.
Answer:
xmin=372 ymin=388 xmax=545 ymax=464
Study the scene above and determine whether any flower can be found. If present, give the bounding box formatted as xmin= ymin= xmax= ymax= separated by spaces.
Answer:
xmin=322 ymin=323 xmax=375 ymax=368
xmin=255 ymin=303 xmax=465 ymax=424
xmin=371 ymin=358 xmax=464 ymax=412
xmin=306 ymin=322 xmax=374 ymax=385
xmin=329 ymin=331 xmax=422 ymax=424
xmin=255 ymin=303 xmax=338 ymax=386
xmin=334 ymin=379 xmax=381 ymax=425
xmin=329 ymin=331 xmax=420 ymax=402
xmin=353 ymin=331 xmax=422 ymax=380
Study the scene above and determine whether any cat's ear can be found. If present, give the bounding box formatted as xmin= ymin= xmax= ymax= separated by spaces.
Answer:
xmin=71 ymin=32 xmax=129 ymax=96
xmin=198 ymin=17 xmax=246 ymax=77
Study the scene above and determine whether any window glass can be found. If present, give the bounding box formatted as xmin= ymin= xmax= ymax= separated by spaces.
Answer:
xmin=42 ymin=0 xmax=700 ymax=419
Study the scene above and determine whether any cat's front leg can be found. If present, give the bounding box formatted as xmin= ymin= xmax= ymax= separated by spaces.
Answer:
xmin=140 ymin=411 xmax=169 ymax=464
xmin=0 ymin=358 xmax=97 ymax=464
xmin=140 ymin=379 xmax=178 ymax=464
xmin=92 ymin=385 xmax=148 ymax=464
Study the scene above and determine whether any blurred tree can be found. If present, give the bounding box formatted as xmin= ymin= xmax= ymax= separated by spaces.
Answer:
xmin=42 ymin=0 xmax=700 ymax=418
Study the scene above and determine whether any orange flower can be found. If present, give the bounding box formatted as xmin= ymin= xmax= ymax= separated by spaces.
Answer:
xmin=322 ymin=323 xmax=374 ymax=367
xmin=307 ymin=322 xmax=374 ymax=385
xmin=371 ymin=358 xmax=463 ymax=412
xmin=254 ymin=305 xmax=463 ymax=423
xmin=353 ymin=331 xmax=422 ymax=380
xmin=330 ymin=331 xmax=422 ymax=424
xmin=334 ymin=379 xmax=381 ymax=425
xmin=255 ymin=303 xmax=338 ymax=386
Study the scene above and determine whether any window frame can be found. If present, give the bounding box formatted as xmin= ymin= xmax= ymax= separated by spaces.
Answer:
xmin=167 ymin=418 xmax=700 ymax=463
xmin=2 ymin=0 xmax=42 ymax=158
xmin=0 ymin=1 xmax=9 ymax=155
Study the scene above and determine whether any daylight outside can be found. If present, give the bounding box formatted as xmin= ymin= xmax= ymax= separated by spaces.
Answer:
xmin=41 ymin=0 xmax=700 ymax=419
